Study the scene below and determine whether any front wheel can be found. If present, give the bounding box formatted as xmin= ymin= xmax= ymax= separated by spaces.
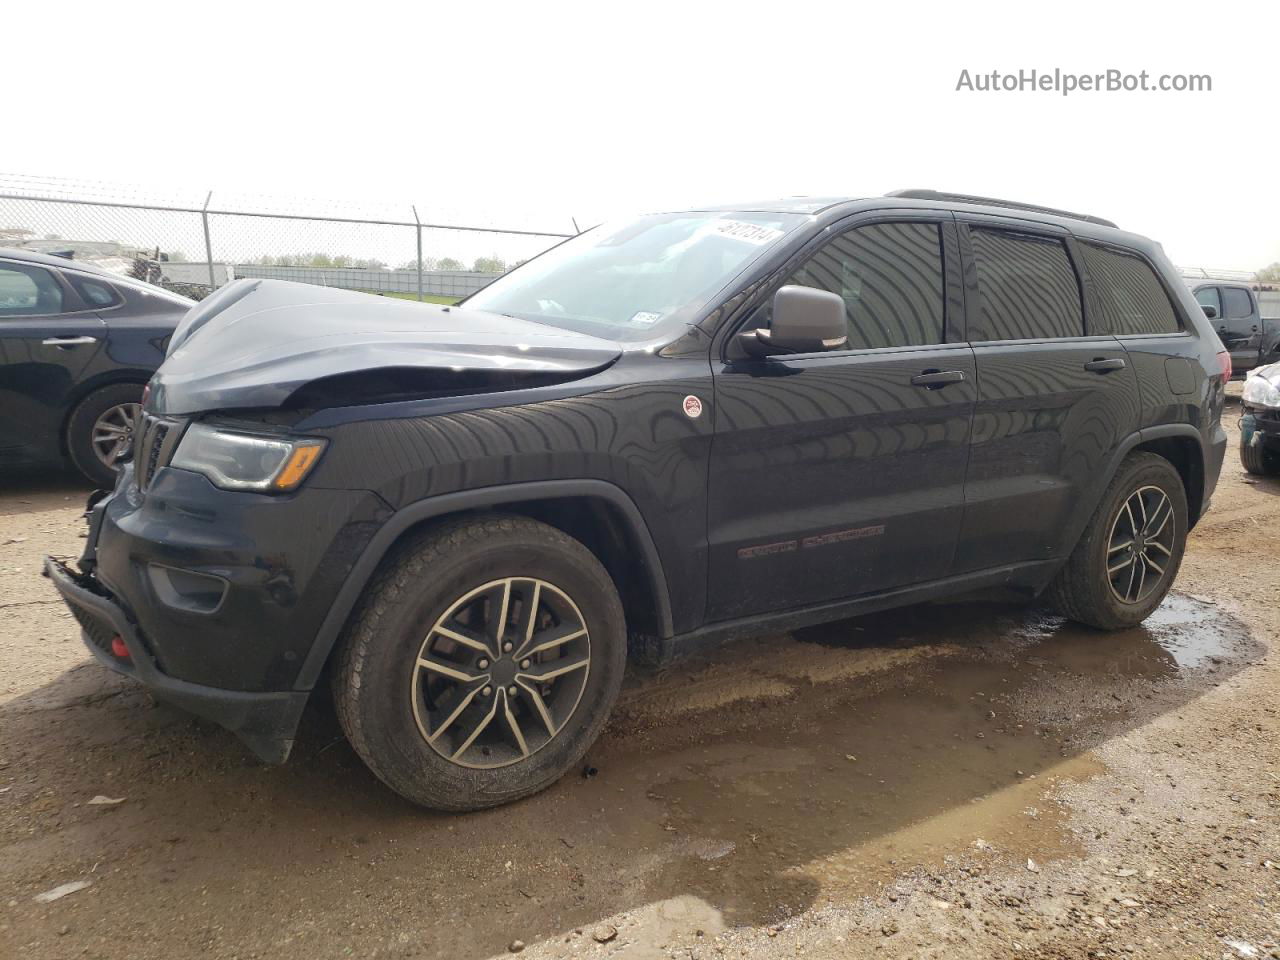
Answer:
xmin=1046 ymin=452 xmax=1187 ymax=630
xmin=332 ymin=515 xmax=626 ymax=811
xmin=1240 ymin=431 xmax=1280 ymax=476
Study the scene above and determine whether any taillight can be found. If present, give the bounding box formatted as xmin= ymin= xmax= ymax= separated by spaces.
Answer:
xmin=1217 ymin=350 xmax=1232 ymax=382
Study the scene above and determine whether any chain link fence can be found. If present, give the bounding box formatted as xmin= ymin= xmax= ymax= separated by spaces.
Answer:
xmin=0 ymin=175 xmax=575 ymax=301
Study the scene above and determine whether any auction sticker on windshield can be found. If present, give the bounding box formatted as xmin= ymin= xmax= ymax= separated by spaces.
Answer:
xmin=712 ymin=220 xmax=785 ymax=244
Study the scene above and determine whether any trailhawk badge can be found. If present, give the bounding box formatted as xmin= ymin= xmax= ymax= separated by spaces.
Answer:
xmin=683 ymin=395 xmax=704 ymax=419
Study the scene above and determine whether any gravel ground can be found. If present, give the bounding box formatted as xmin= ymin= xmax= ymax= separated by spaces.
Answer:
xmin=1 ymin=393 xmax=1277 ymax=960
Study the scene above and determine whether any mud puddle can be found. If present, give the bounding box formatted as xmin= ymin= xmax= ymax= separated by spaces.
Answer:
xmin=600 ymin=592 xmax=1253 ymax=928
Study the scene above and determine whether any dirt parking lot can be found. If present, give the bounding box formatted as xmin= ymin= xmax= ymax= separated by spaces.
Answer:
xmin=2 ymin=393 xmax=1278 ymax=960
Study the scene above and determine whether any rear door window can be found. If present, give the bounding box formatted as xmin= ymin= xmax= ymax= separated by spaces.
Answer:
xmin=1081 ymin=243 xmax=1181 ymax=335
xmin=1222 ymin=286 xmax=1254 ymax=320
xmin=779 ymin=221 xmax=946 ymax=350
xmin=967 ymin=228 xmax=1084 ymax=341
xmin=0 ymin=262 xmax=64 ymax=317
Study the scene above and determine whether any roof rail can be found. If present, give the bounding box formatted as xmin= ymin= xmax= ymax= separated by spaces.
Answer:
xmin=885 ymin=189 xmax=1118 ymax=229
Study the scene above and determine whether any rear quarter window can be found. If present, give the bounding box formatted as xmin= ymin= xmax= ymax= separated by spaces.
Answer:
xmin=67 ymin=274 xmax=123 ymax=309
xmin=1082 ymin=243 xmax=1182 ymax=335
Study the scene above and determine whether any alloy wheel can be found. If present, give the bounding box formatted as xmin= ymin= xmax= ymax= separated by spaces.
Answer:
xmin=1105 ymin=485 xmax=1176 ymax=605
xmin=91 ymin=402 xmax=141 ymax=469
xmin=411 ymin=577 xmax=591 ymax=769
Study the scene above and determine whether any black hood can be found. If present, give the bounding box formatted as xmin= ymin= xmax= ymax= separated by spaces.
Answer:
xmin=150 ymin=280 xmax=621 ymax=415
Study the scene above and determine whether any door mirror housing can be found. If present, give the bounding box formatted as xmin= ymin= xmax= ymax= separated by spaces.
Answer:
xmin=1202 ymin=304 xmax=1218 ymax=319
xmin=738 ymin=285 xmax=849 ymax=358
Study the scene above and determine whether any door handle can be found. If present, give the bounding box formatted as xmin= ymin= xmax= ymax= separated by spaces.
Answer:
xmin=910 ymin=369 xmax=966 ymax=389
xmin=1084 ymin=357 xmax=1126 ymax=373
xmin=41 ymin=336 xmax=98 ymax=347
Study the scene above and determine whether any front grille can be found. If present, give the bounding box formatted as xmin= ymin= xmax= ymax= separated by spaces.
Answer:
xmin=135 ymin=414 xmax=182 ymax=490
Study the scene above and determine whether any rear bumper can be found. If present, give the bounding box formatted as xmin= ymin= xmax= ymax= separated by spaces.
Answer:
xmin=44 ymin=554 xmax=308 ymax=763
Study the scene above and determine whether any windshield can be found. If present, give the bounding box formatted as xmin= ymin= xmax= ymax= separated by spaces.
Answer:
xmin=464 ymin=211 xmax=806 ymax=341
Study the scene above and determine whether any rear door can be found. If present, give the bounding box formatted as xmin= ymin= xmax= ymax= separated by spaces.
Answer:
xmin=0 ymin=258 xmax=106 ymax=466
xmin=953 ymin=219 xmax=1140 ymax=572
xmin=707 ymin=215 xmax=976 ymax=620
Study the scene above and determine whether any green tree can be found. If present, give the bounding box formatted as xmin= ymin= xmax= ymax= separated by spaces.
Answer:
xmin=472 ymin=255 xmax=508 ymax=274
xmin=1257 ymin=262 xmax=1280 ymax=282
xmin=436 ymin=257 xmax=465 ymax=271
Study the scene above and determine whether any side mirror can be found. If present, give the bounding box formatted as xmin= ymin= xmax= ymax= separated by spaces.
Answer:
xmin=1202 ymin=304 xmax=1218 ymax=319
xmin=738 ymin=285 xmax=848 ymax=358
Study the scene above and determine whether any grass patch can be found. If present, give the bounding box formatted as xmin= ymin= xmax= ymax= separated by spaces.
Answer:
xmin=362 ymin=290 xmax=460 ymax=305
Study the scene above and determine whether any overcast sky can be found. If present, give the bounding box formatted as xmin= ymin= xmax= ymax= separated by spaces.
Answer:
xmin=7 ymin=0 xmax=1278 ymax=271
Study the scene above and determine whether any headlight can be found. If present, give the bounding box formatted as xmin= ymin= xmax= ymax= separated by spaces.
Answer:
xmin=1243 ymin=374 xmax=1280 ymax=409
xmin=170 ymin=424 xmax=326 ymax=492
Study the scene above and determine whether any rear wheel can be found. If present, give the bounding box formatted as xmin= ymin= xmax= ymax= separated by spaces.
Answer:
xmin=1046 ymin=452 xmax=1187 ymax=630
xmin=332 ymin=515 xmax=626 ymax=811
xmin=66 ymin=383 xmax=143 ymax=488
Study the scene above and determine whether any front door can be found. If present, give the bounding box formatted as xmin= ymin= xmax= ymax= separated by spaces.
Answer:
xmin=706 ymin=217 xmax=976 ymax=621
xmin=0 ymin=258 xmax=105 ymax=466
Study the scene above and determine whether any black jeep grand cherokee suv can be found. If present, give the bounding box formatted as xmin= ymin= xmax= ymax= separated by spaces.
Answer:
xmin=46 ymin=190 xmax=1229 ymax=810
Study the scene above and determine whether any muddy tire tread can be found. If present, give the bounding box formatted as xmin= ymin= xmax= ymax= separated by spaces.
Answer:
xmin=332 ymin=514 xmax=624 ymax=811
xmin=1046 ymin=452 xmax=1187 ymax=631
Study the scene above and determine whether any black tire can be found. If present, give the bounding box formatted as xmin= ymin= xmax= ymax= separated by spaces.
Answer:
xmin=66 ymin=383 xmax=144 ymax=488
xmin=332 ymin=515 xmax=626 ymax=811
xmin=1240 ymin=434 xmax=1280 ymax=475
xmin=1046 ymin=452 xmax=1187 ymax=630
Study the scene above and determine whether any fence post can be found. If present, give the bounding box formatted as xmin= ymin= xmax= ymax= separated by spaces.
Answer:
xmin=412 ymin=205 xmax=424 ymax=302
xmin=201 ymin=190 xmax=216 ymax=289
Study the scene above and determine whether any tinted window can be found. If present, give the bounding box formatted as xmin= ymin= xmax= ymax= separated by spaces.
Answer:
xmin=0 ymin=262 xmax=63 ymax=317
xmin=1222 ymin=286 xmax=1254 ymax=320
xmin=1082 ymin=244 xmax=1181 ymax=335
xmin=779 ymin=222 xmax=945 ymax=350
xmin=968 ymin=229 xmax=1083 ymax=341
xmin=69 ymin=275 xmax=121 ymax=308
xmin=1194 ymin=287 xmax=1221 ymax=315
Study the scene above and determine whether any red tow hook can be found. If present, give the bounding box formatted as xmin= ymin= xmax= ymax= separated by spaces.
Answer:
xmin=110 ymin=635 xmax=131 ymax=660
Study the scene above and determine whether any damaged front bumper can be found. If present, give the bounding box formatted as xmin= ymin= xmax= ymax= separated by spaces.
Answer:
xmin=1242 ymin=405 xmax=1280 ymax=450
xmin=44 ymin=555 xmax=308 ymax=763
xmin=42 ymin=481 xmax=317 ymax=764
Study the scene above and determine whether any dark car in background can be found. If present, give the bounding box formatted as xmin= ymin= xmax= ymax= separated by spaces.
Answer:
xmin=0 ymin=248 xmax=192 ymax=485
xmin=46 ymin=191 xmax=1229 ymax=811
xmin=1187 ymin=279 xmax=1280 ymax=377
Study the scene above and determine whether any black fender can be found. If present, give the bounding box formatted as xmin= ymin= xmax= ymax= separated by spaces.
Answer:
xmin=1049 ymin=423 xmax=1206 ymax=589
xmin=292 ymin=478 xmax=674 ymax=691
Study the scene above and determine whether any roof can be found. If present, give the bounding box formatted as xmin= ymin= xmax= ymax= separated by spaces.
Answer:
xmin=689 ymin=190 xmax=1121 ymax=230
xmin=0 ymin=245 xmax=131 ymax=278
xmin=690 ymin=197 xmax=866 ymax=214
